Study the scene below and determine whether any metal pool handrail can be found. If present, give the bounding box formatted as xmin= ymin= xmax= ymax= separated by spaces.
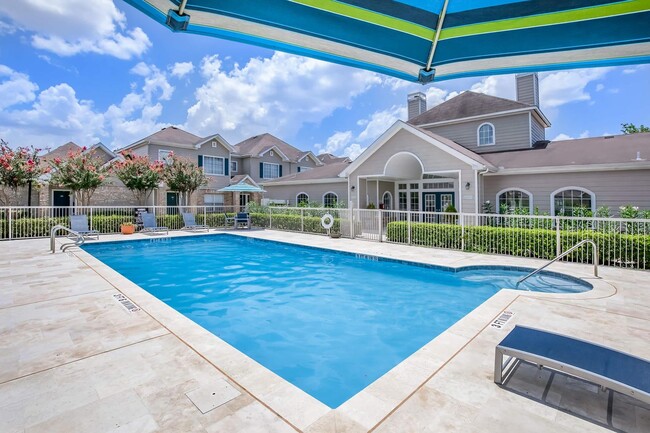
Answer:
xmin=50 ymin=225 xmax=85 ymax=253
xmin=516 ymin=239 xmax=599 ymax=288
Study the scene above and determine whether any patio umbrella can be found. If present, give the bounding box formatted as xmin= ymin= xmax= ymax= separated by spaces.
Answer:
xmin=218 ymin=183 xmax=266 ymax=193
xmin=125 ymin=0 xmax=650 ymax=82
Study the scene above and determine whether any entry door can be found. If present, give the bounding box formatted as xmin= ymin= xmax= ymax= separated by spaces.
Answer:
xmin=240 ymin=193 xmax=250 ymax=209
xmin=439 ymin=193 xmax=454 ymax=212
xmin=422 ymin=192 xmax=437 ymax=223
xmin=166 ymin=192 xmax=179 ymax=214
xmin=52 ymin=190 xmax=71 ymax=217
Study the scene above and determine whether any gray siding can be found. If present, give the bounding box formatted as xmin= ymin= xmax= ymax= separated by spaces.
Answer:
xmin=516 ymin=73 xmax=539 ymax=106
xmin=349 ymin=129 xmax=477 ymax=212
xmin=483 ymin=169 xmax=650 ymax=215
xmin=247 ymin=153 xmax=288 ymax=183
xmin=263 ymin=182 xmax=348 ymax=206
xmin=531 ymin=116 xmax=545 ymax=143
xmin=230 ymin=157 xmax=242 ymax=174
xmin=425 ymin=113 xmax=531 ymax=153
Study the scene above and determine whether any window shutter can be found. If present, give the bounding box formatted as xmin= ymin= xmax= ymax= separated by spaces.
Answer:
xmin=279 ymin=165 xmax=283 ymax=177
xmin=297 ymin=167 xmax=301 ymax=173
xmin=224 ymin=158 xmax=229 ymax=176
xmin=198 ymin=155 xmax=203 ymax=167
xmin=260 ymin=162 xmax=264 ymax=178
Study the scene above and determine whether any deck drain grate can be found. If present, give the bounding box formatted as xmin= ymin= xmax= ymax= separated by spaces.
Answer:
xmin=113 ymin=293 xmax=140 ymax=313
xmin=490 ymin=310 xmax=515 ymax=329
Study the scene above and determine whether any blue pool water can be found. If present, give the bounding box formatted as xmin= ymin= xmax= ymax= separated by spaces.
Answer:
xmin=82 ymin=235 xmax=590 ymax=407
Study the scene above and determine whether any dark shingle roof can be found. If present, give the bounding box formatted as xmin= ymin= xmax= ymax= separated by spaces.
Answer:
xmin=318 ymin=153 xmax=351 ymax=164
xmin=409 ymin=91 xmax=533 ymax=125
xmin=138 ymin=126 xmax=201 ymax=146
xmin=483 ymin=133 xmax=650 ymax=169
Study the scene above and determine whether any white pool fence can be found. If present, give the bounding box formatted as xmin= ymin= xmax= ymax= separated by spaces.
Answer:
xmin=2 ymin=205 xmax=648 ymax=270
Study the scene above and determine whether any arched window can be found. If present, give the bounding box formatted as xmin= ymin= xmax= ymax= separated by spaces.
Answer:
xmin=323 ymin=192 xmax=338 ymax=208
xmin=551 ymin=187 xmax=595 ymax=216
xmin=477 ymin=123 xmax=495 ymax=146
xmin=382 ymin=191 xmax=392 ymax=210
xmin=296 ymin=192 xmax=309 ymax=206
xmin=497 ymin=189 xmax=532 ymax=214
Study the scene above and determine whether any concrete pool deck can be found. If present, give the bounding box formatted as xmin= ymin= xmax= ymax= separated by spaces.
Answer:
xmin=0 ymin=230 xmax=648 ymax=432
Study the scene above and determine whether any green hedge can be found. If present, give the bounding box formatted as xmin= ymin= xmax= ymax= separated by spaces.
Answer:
xmin=386 ymin=221 xmax=650 ymax=268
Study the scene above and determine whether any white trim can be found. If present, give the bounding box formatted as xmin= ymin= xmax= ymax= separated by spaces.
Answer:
xmin=230 ymin=160 xmax=238 ymax=173
xmin=322 ymin=191 xmax=338 ymax=207
xmin=340 ymin=121 xmax=488 ymax=177
xmin=202 ymin=155 xmax=226 ymax=176
xmin=298 ymin=166 xmax=312 ymax=173
xmin=415 ymin=106 xmax=551 ymax=129
xmin=233 ymin=174 xmax=262 ymax=189
xmin=261 ymin=177 xmax=346 ymax=186
xmin=158 ymin=149 xmax=173 ymax=163
xmin=194 ymin=134 xmax=235 ymax=152
xmin=260 ymin=145 xmax=290 ymax=162
xmin=486 ymin=161 xmax=650 ymax=176
xmin=261 ymin=162 xmax=281 ymax=179
xmin=496 ymin=188 xmax=533 ymax=214
xmin=381 ymin=191 xmax=393 ymax=210
xmin=477 ymin=122 xmax=495 ymax=147
xmin=51 ymin=189 xmax=72 ymax=206
xmin=550 ymin=186 xmax=596 ymax=216
xmin=297 ymin=151 xmax=324 ymax=166
xmin=296 ymin=192 xmax=309 ymax=205
xmin=383 ymin=151 xmax=425 ymax=177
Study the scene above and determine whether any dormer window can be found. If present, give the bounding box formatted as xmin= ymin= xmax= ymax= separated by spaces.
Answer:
xmin=477 ymin=123 xmax=495 ymax=146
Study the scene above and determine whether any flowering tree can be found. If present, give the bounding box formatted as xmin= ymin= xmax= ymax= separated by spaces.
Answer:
xmin=49 ymin=148 xmax=108 ymax=206
xmin=162 ymin=154 xmax=207 ymax=206
xmin=0 ymin=140 xmax=49 ymax=205
xmin=111 ymin=152 xmax=164 ymax=205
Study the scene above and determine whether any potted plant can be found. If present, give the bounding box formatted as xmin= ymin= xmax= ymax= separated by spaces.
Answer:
xmin=121 ymin=222 xmax=135 ymax=235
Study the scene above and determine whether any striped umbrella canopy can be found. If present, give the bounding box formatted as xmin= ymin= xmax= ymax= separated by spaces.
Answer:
xmin=126 ymin=0 xmax=650 ymax=83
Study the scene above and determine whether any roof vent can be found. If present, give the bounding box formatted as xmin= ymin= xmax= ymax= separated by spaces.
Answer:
xmin=532 ymin=140 xmax=550 ymax=149
xmin=604 ymin=135 xmax=615 ymax=139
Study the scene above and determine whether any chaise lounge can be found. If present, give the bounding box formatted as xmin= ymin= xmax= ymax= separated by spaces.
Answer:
xmin=494 ymin=325 xmax=650 ymax=405
xmin=182 ymin=212 xmax=209 ymax=232
xmin=141 ymin=212 xmax=168 ymax=235
xmin=69 ymin=214 xmax=100 ymax=240
xmin=234 ymin=212 xmax=251 ymax=229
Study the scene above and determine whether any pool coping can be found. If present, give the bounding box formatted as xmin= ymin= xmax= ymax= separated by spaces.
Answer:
xmin=65 ymin=230 xmax=616 ymax=431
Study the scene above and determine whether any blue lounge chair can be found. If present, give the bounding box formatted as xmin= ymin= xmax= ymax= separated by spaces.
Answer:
xmin=69 ymin=214 xmax=100 ymax=240
xmin=495 ymin=325 xmax=650 ymax=405
xmin=182 ymin=212 xmax=209 ymax=232
xmin=141 ymin=213 xmax=168 ymax=235
xmin=234 ymin=212 xmax=251 ymax=229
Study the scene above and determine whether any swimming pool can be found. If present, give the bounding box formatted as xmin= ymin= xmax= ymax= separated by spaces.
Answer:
xmin=82 ymin=234 xmax=591 ymax=408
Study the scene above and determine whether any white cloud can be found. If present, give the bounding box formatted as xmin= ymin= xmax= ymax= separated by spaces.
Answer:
xmin=170 ymin=62 xmax=195 ymax=78
xmin=184 ymin=53 xmax=382 ymax=142
xmin=469 ymin=75 xmax=516 ymax=99
xmin=551 ymin=130 xmax=589 ymax=141
xmin=357 ymin=105 xmax=405 ymax=142
xmin=595 ymin=83 xmax=605 ymax=92
xmin=0 ymin=0 xmax=150 ymax=59
xmin=316 ymin=131 xmax=353 ymax=155
xmin=539 ymin=68 xmax=611 ymax=109
xmin=0 ymin=65 xmax=39 ymax=110
xmin=0 ymin=78 xmax=104 ymax=148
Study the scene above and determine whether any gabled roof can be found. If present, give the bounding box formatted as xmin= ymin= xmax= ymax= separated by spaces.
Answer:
xmin=483 ymin=132 xmax=650 ymax=172
xmin=41 ymin=142 xmax=82 ymax=162
xmin=261 ymin=161 xmax=350 ymax=184
xmin=297 ymin=150 xmax=323 ymax=165
xmin=194 ymin=134 xmax=235 ymax=152
xmin=229 ymin=174 xmax=261 ymax=188
xmin=409 ymin=91 xmax=550 ymax=127
xmin=119 ymin=126 xmax=202 ymax=151
xmin=318 ymin=153 xmax=352 ymax=164
xmin=340 ymin=121 xmax=495 ymax=177
xmin=234 ymin=133 xmax=321 ymax=164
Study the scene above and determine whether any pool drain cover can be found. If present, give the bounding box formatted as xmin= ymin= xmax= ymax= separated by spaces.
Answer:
xmin=186 ymin=378 xmax=241 ymax=414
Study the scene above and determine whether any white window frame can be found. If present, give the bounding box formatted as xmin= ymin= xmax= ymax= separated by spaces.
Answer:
xmin=382 ymin=191 xmax=393 ymax=210
xmin=158 ymin=149 xmax=173 ymax=164
xmin=296 ymin=192 xmax=309 ymax=205
xmin=203 ymin=155 xmax=225 ymax=176
xmin=203 ymin=193 xmax=224 ymax=206
xmin=323 ymin=191 xmax=338 ymax=208
xmin=298 ymin=166 xmax=312 ymax=173
xmin=550 ymin=186 xmax=596 ymax=216
xmin=262 ymin=162 xmax=280 ymax=179
xmin=231 ymin=160 xmax=238 ymax=173
xmin=477 ymin=122 xmax=495 ymax=146
xmin=496 ymin=188 xmax=533 ymax=214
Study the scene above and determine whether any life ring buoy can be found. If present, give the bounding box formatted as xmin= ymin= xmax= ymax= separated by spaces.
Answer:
xmin=321 ymin=213 xmax=334 ymax=230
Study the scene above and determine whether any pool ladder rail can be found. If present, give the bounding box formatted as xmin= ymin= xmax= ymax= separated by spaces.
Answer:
xmin=515 ymin=239 xmax=599 ymax=289
xmin=50 ymin=224 xmax=85 ymax=253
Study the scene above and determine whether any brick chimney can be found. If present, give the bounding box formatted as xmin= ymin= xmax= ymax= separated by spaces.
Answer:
xmin=515 ymin=73 xmax=539 ymax=107
xmin=407 ymin=92 xmax=427 ymax=120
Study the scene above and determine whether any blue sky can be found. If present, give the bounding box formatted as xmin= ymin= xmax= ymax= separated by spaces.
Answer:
xmin=0 ymin=1 xmax=648 ymax=159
